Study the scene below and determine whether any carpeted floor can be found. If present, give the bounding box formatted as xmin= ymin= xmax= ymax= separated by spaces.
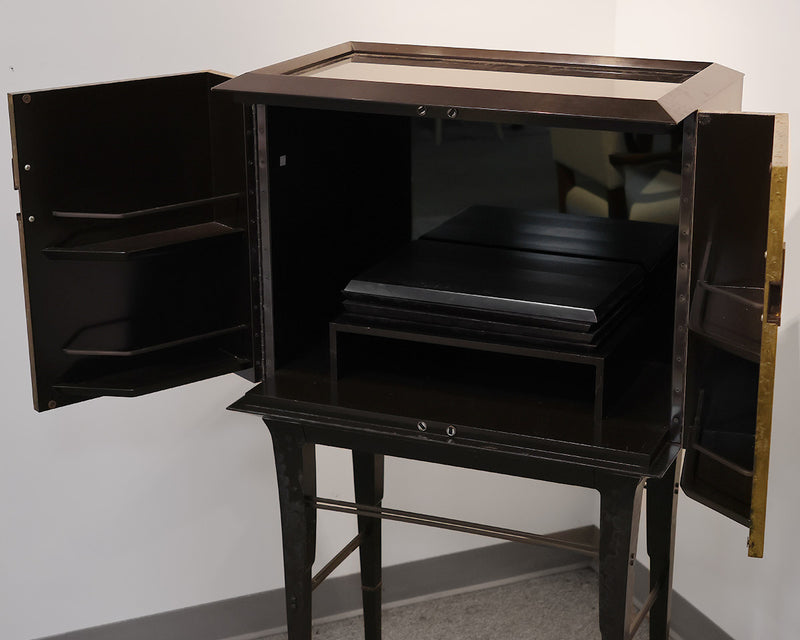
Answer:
xmin=265 ymin=566 xmax=650 ymax=640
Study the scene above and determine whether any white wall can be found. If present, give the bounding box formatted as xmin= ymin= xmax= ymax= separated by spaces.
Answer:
xmin=9 ymin=3 xmax=797 ymax=639
xmin=0 ymin=3 xmax=614 ymax=639
xmin=614 ymin=2 xmax=800 ymax=638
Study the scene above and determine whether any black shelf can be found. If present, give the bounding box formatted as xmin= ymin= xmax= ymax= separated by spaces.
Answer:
xmin=423 ymin=206 xmax=677 ymax=273
xmin=43 ymin=222 xmax=243 ymax=261
xmin=690 ymin=281 xmax=764 ymax=362
xmin=230 ymin=343 xmax=673 ymax=473
xmin=63 ymin=320 xmax=248 ymax=357
xmin=55 ymin=349 xmax=250 ymax=397
xmin=51 ymin=192 xmax=241 ymax=220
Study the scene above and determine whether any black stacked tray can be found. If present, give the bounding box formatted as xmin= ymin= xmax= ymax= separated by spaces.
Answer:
xmin=422 ymin=205 xmax=676 ymax=272
xmin=340 ymin=207 xmax=677 ymax=351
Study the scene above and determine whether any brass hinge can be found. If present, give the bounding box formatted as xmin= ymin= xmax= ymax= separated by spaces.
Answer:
xmin=11 ymin=155 xmax=19 ymax=191
xmin=766 ymin=244 xmax=786 ymax=326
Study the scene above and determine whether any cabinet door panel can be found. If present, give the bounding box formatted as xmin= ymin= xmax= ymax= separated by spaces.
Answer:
xmin=681 ymin=111 xmax=787 ymax=557
xmin=10 ymin=72 xmax=252 ymax=411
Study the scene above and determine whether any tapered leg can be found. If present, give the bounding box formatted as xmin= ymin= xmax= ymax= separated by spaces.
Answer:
xmin=597 ymin=474 xmax=645 ymax=640
xmin=646 ymin=457 xmax=680 ymax=640
xmin=353 ymin=452 xmax=385 ymax=640
xmin=267 ymin=420 xmax=317 ymax=640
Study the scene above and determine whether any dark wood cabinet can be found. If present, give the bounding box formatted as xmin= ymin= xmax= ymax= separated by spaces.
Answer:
xmin=9 ymin=42 xmax=787 ymax=639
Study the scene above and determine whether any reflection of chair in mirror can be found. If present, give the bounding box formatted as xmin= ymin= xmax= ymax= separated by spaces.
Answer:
xmin=551 ymin=128 xmax=682 ymax=224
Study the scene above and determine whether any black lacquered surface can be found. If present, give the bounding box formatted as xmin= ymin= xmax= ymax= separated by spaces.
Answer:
xmin=339 ymin=296 xmax=638 ymax=349
xmin=231 ymin=343 xmax=673 ymax=474
xmin=423 ymin=206 xmax=677 ymax=272
xmin=344 ymin=239 xmax=644 ymax=324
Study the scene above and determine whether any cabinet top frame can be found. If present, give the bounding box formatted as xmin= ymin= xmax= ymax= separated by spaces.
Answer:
xmin=216 ymin=41 xmax=742 ymax=131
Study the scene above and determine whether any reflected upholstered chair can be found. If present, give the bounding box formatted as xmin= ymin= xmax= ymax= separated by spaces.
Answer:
xmin=551 ymin=128 xmax=682 ymax=225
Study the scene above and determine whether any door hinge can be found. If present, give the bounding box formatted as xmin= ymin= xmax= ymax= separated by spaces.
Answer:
xmin=11 ymin=155 xmax=19 ymax=191
xmin=766 ymin=244 xmax=786 ymax=326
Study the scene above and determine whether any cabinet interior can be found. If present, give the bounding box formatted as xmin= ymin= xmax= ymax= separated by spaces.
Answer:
xmin=261 ymin=107 xmax=684 ymax=461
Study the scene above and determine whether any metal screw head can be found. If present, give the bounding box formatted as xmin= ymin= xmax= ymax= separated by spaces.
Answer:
xmin=446 ymin=425 xmax=457 ymax=437
xmin=27 ymin=216 xmax=34 ymax=223
xmin=24 ymin=164 xmax=31 ymax=172
xmin=22 ymin=94 xmax=31 ymax=104
xmin=417 ymin=105 xmax=427 ymax=116
xmin=417 ymin=421 xmax=427 ymax=432
xmin=447 ymin=107 xmax=458 ymax=119
xmin=47 ymin=400 xmax=57 ymax=409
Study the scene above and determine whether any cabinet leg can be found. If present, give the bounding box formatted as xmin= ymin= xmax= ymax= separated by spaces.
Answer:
xmin=647 ymin=457 xmax=679 ymax=640
xmin=267 ymin=420 xmax=317 ymax=640
xmin=353 ymin=452 xmax=384 ymax=640
xmin=598 ymin=475 xmax=645 ymax=640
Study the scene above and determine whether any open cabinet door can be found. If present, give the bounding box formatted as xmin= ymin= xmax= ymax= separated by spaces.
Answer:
xmin=9 ymin=72 xmax=254 ymax=412
xmin=681 ymin=111 xmax=788 ymax=557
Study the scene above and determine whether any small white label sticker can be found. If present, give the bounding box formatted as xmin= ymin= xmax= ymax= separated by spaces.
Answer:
xmin=279 ymin=155 xmax=287 ymax=167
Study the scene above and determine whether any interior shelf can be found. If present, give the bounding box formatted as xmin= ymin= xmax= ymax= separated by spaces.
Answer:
xmin=690 ymin=281 xmax=764 ymax=361
xmin=63 ymin=319 xmax=248 ymax=357
xmin=690 ymin=432 xmax=754 ymax=476
xmin=696 ymin=282 xmax=763 ymax=308
xmin=43 ymin=222 xmax=243 ymax=260
xmin=51 ymin=192 xmax=242 ymax=220
xmin=54 ymin=349 xmax=250 ymax=397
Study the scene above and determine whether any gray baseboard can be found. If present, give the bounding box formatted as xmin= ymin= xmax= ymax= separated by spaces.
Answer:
xmin=35 ymin=525 xmax=732 ymax=640
xmin=631 ymin=562 xmax=732 ymax=640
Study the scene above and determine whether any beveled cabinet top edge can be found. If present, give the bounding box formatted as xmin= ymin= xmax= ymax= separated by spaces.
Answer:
xmin=251 ymin=42 xmax=710 ymax=79
xmin=7 ymin=70 xmax=233 ymax=99
xmin=214 ymin=42 xmax=731 ymax=127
